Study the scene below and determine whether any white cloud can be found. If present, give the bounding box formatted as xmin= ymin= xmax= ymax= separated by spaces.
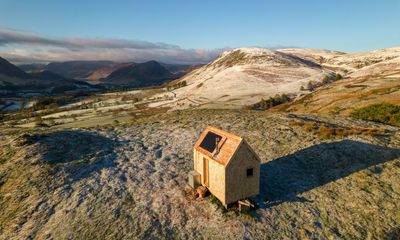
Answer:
xmin=0 ymin=28 xmax=226 ymax=64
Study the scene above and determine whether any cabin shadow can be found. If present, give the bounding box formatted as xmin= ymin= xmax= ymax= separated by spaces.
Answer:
xmin=256 ymin=140 xmax=400 ymax=208
xmin=25 ymin=130 xmax=118 ymax=183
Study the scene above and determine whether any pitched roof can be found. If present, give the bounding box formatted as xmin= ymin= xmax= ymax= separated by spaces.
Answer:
xmin=194 ymin=126 xmax=243 ymax=166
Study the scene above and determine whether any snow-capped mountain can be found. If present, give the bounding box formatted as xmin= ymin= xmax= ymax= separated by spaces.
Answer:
xmin=170 ymin=48 xmax=330 ymax=107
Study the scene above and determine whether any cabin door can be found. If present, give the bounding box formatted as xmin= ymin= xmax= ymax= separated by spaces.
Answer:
xmin=203 ymin=157 xmax=209 ymax=187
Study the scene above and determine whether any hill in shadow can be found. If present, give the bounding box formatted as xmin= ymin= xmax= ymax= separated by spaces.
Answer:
xmin=0 ymin=56 xmax=32 ymax=79
xmin=104 ymin=60 xmax=176 ymax=86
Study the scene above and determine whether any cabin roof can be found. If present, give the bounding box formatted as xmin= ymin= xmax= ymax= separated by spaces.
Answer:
xmin=194 ymin=126 xmax=243 ymax=166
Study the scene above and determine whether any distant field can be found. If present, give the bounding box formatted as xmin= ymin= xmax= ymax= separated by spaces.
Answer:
xmin=0 ymin=88 xmax=173 ymax=131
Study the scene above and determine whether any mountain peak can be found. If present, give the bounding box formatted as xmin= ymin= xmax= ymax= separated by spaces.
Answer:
xmin=143 ymin=60 xmax=161 ymax=65
xmin=0 ymin=56 xmax=32 ymax=79
xmin=218 ymin=48 xmax=278 ymax=60
xmin=104 ymin=60 xmax=175 ymax=86
xmin=210 ymin=47 xmax=309 ymax=68
xmin=226 ymin=47 xmax=276 ymax=55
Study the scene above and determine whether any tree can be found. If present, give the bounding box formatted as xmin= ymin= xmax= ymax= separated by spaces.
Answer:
xmin=322 ymin=75 xmax=331 ymax=85
xmin=252 ymin=94 xmax=290 ymax=111
xmin=259 ymin=98 xmax=267 ymax=109
xmin=280 ymin=94 xmax=290 ymax=103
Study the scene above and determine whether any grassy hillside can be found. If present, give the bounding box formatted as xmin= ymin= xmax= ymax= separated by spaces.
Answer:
xmin=351 ymin=103 xmax=400 ymax=127
xmin=283 ymin=68 xmax=400 ymax=115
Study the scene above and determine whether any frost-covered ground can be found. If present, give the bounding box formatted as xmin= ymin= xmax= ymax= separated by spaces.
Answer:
xmin=1 ymin=110 xmax=400 ymax=239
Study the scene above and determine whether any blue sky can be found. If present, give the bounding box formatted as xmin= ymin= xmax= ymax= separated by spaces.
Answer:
xmin=0 ymin=0 xmax=399 ymax=63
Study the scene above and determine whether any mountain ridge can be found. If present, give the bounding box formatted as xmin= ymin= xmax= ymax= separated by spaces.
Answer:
xmin=163 ymin=47 xmax=329 ymax=108
xmin=102 ymin=60 xmax=178 ymax=87
xmin=0 ymin=57 xmax=99 ymax=95
xmin=0 ymin=56 xmax=32 ymax=79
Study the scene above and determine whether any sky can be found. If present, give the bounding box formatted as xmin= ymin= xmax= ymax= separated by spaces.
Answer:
xmin=0 ymin=0 xmax=399 ymax=64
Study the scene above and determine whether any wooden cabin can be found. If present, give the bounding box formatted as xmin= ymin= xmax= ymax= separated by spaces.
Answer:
xmin=191 ymin=126 xmax=260 ymax=207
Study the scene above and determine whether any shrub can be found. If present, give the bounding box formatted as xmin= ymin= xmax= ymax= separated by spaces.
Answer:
xmin=319 ymin=125 xmax=335 ymax=139
xmin=208 ymin=195 xmax=227 ymax=214
xmin=321 ymin=73 xmax=342 ymax=86
xmin=31 ymin=95 xmax=77 ymax=111
xmin=322 ymin=76 xmax=331 ymax=85
xmin=334 ymin=128 xmax=346 ymax=136
xmin=350 ymin=103 xmax=400 ymax=127
xmin=288 ymin=121 xmax=304 ymax=127
xmin=303 ymin=122 xmax=318 ymax=132
xmin=121 ymin=95 xmax=141 ymax=102
xmin=290 ymin=119 xmax=387 ymax=138
xmin=168 ymin=80 xmax=187 ymax=91
xmin=251 ymin=94 xmax=290 ymax=111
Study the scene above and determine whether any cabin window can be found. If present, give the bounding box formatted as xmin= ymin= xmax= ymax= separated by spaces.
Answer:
xmin=246 ymin=168 xmax=253 ymax=177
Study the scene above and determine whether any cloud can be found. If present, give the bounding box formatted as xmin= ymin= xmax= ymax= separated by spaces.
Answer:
xmin=0 ymin=28 xmax=225 ymax=64
xmin=1 ymin=47 xmax=225 ymax=65
xmin=0 ymin=28 xmax=179 ymax=50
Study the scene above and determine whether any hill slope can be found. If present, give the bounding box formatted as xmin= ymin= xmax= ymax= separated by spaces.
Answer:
xmin=283 ymin=48 xmax=400 ymax=115
xmin=169 ymin=48 xmax=329 ymax=107
xmin=43 ymin=61 xmax=119 ymax=80
xmin=18 ymin=63 xmax=47 ymax=73
xmin=279 ymin=47 xmax=400 ymax=75
xmin=0 ymin=57 xmax=32 ymax=80
xmin=103 ymin=60 xmax=177 ymax=87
